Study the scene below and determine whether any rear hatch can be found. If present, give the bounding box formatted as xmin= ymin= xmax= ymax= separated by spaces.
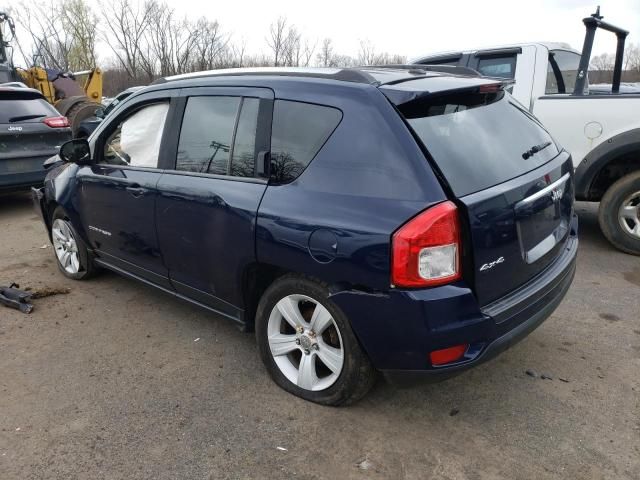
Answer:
xmin=381 ymin=76 xmax=574 ymax=305
xmin=0 ymin=88 xmax=71 ymax=172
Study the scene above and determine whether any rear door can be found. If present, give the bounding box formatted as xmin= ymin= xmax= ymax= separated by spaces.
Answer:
xmin=155 ymin=87 xmax=273 ymax=319
xmin=0 ymin=91 xmax=71 ymax=188
xmin=385 ymin=80 xmax=574 ymax=305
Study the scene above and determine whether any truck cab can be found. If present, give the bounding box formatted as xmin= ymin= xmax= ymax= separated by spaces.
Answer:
xmin=413 ymin=10 xmax=640 ymax=255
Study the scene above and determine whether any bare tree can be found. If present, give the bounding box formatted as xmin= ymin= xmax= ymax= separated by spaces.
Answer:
xmin=317 ymin=38 xmax=334 ymax=67
xmin=267 ymin=16 xmax=288 ymax=66
xmin=16 ymin=0 xmax=73 ymax=70
xmin=61 ymin=0 xmax=99 ymax=70
xmin=99 ymin=0 xmax=154 ymax=80
xmin=191 ymin=17 xmax=228 ymax=71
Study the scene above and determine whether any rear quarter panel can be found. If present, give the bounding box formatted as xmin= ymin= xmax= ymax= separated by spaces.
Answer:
xmin=256 ymin=82 xmax=447 ymax=292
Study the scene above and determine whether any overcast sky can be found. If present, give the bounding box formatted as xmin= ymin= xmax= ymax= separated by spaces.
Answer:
xmin=163 ymin=0 xmax=639 ymax=59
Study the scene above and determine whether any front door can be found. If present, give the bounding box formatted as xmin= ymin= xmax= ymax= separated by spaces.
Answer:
xmin=78 ymin=92 xmax=177 ymax=288
xmin=155 ymin=87 xmax=273 ymax=321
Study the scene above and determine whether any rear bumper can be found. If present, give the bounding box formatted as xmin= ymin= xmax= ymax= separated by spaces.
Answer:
xmin=332 ymin=214 xmax=578 ymax=385
xmin=0 ymin=156 xmax=49 ymax=191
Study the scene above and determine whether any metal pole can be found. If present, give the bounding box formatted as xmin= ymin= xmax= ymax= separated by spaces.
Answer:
xmin=574 ymin=18 xmax=597 ymax=95
xmin=611 ymin=32 xmax=627 ymax=93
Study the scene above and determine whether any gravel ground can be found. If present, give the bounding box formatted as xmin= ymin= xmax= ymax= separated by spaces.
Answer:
xmin=0 ymin=192 xmax=638 ymax=480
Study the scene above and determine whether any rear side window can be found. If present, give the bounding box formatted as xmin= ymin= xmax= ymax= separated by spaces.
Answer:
xmin=270 ymin=100 xmax=342 ymax=183
xmin=546 ymin=50 xmax=582 ymax=94
xmin=401 ymin=91 xmax=560 ymax=196
xmin=0 ymin=98 xmax=58 ymax=123
xmin=476 ymin=55 xmax=517 ymax=79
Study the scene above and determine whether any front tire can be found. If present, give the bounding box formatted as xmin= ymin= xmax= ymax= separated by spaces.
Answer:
xmin=51 ymin=208 xmax=97 ymax=280
xmin=255 ymin=275 xmax=376 ymax=406
xmin=598 ymin=171 xmax=640 ymax=255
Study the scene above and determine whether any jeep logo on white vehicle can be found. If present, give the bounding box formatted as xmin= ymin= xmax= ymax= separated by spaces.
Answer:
xmin=480 ymin=256 xmax=505 ymax=272
xmin=7 ymin=126 xmax=23 ymax=132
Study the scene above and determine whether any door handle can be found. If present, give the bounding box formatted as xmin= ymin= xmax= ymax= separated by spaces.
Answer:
xmin=125 ymin=184 xmax=148 ymax=197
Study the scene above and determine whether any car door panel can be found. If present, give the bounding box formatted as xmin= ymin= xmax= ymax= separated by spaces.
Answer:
xmin=78 ymin=91 xmax=179 ymax=289
xmin=155 ymin=87 xmax=273 ymax=316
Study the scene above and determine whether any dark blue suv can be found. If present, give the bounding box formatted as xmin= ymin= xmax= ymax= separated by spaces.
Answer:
xmin=32 ymin=67 xmax=578 ymax=405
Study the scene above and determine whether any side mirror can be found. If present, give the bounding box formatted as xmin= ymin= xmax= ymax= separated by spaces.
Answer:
xmin=59 ymin=139 xmax=91 ymax=165
xmin=95 ymin=107 xmax=105 ymax=119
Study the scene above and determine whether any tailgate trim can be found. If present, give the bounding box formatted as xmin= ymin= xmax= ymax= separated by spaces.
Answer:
xmin=515 ymin=172 xmax=570 ymax=206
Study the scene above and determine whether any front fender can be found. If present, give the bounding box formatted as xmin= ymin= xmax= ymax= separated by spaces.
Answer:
xmin=574 ymin=128 xmax=640 ymax=200
xmin=41 ymin=163 xmax=88 ymax=245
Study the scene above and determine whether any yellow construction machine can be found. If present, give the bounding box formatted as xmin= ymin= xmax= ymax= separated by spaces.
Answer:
xmin=1 ymin=11 xmax=103 ymax=136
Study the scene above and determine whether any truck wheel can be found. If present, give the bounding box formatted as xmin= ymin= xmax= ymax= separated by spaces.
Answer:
xmin=598 ymin=171 xmax=640 ymax=255
xmin=255 ymin=275 xmax=376 ymax=406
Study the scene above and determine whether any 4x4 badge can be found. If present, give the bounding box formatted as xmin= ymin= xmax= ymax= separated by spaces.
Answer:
xmin=480 ymin=256 xmax=505 ymax=272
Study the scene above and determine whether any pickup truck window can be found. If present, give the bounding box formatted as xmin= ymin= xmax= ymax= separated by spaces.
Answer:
xmin=546 ymin=50 xmax=582 ymax=94
xmin=476 ymin=55 xmax=517 ymax=79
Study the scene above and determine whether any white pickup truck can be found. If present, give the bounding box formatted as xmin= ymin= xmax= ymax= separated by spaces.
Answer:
xmin=413 ymin=9 xmax=640 ymax=255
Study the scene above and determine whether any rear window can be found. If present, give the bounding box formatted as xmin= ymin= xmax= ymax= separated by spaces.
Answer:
xmin=476 ymin=55 xmax=517 ymax=79
xmin=0 ymin=98 xmax=58 ymax=123
xmin=402 ymin=91 xmax=560 ymax=196
xmin=546 ymin=50 xmax=582 ymax=94
xmin=270 ymin=100 xmax=342 ymax=183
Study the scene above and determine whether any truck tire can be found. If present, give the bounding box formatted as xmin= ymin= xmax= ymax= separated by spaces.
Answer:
xmin=598 ymin=171 xmax=640 ymax=255
xmin=56 ymin=96 xmax=99 ymax=138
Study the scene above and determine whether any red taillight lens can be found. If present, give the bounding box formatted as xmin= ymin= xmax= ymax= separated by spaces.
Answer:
xmin=430 ymin=344 xmax=468 ymax=366
xmin=43 ymin=116 xmax=70 ymax=128
xmin=391 ymin=201 xmax=461 ymax=288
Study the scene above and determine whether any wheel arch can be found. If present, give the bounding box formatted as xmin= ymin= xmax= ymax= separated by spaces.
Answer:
xmin=575 ymin=128 xmax=640 ymax=201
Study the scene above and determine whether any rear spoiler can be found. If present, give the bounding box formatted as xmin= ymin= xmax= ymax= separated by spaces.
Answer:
xmin=378 ymin=74 xmax=511 ymax=107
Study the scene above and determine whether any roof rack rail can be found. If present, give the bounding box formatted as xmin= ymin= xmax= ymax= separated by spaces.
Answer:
xmin=365 ymin=64 xmax=482 ymax=77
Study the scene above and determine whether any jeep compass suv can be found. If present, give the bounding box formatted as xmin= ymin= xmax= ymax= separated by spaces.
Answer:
xmin=32 ymin=67 xmax=578 ymax=405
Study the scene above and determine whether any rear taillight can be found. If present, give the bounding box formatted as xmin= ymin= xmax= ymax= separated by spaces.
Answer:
xmin=391 ymin=201 xmax=461 ymax=288
xmin=43 ymin=116 xmax=70 ymax=128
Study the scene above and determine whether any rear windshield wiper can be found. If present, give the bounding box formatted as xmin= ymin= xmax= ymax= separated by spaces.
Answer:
xmin=8 ymin=114 xmax=47 ymax=123
xmin=522 ymin=141 xmax=552 ymax=160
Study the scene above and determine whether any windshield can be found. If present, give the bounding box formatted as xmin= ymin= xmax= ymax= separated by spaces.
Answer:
xmin=401 ymin=91 xmax=560 ymax=196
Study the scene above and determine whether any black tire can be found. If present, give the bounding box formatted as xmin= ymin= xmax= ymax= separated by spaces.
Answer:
xmin=255 ymin=274 xmax=376 ymax=406
xmin=598 ymin=171 xmax=640 ymax=255
xmin=51 ymin=207 xmax=98 ymax=280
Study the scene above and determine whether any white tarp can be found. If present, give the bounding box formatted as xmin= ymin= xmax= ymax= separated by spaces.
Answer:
xmin=119 ymin=103 xmax=169 ymax=168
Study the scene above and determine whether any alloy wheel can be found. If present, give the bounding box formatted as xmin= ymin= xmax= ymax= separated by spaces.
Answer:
xmin=618 ymin=190 xmax=640 ymax=239
xmin=267 ymin=294 xmax=344 ymax=391
xmin=52 ymin=219 xmax=81 ymax=274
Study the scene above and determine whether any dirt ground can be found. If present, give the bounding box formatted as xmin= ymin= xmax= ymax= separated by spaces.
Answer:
xmin=0 ymin=192 xmax=638 ymax=480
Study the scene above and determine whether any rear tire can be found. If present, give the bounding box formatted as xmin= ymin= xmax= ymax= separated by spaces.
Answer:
xmin=255 ymin=275 xmax=376 ymax=406
xmin=51 ymin=207 xmax=98 ymax=280
xmin=598 ymin=171 xmax=640 ymax=255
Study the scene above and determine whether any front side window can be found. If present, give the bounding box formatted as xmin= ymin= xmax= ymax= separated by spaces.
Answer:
xmin=476 ymin=55 xmax=517 ymax=79
xmin=546 ymin=50 xmax=582 ymax=94
xmin=102 ymin=102 xmax=169 ymax=167
xmin=270 ymin=100 xmax=342 ymax=183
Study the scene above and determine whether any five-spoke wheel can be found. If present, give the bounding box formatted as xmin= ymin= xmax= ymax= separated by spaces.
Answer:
xmin=267 ymin=294 xmax=345 ymax=391
xmin=256 ymin=275 xmax=375 ymax=406
xmin=52 ymin=218 xmax=81 ymax=274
